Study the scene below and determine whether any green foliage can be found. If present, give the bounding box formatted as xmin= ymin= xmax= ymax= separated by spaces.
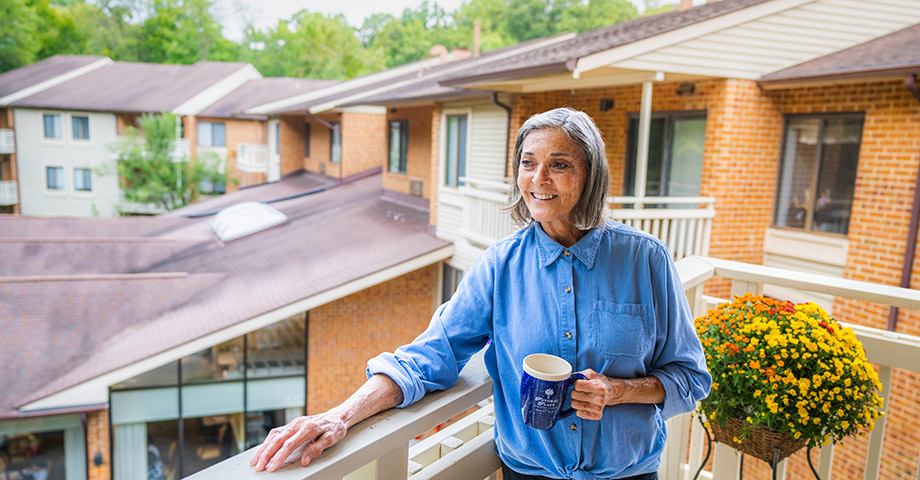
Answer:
xmin=110 ymin=112 xmax=229 ymax=211
xmin=241 ymin=10 xmax=382 ymax=79
xmin=137 ymin=0 xmax=237 ymax=64
xmin=0 ymin=0 xmax=41 ymax=71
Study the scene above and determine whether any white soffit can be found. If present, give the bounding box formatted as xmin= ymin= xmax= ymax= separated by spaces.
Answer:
xmin=610 ymin=0 xmax=920 ymax=80
xmin=210 ymin=201 xmax=287 ymax=242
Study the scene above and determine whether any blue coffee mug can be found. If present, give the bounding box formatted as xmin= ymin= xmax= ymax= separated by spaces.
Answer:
xmin=520 ymin=353 xmax=586 ymax=430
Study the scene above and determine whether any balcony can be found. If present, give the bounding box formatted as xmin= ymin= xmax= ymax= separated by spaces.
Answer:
xmin=437 ymin=177 xmax=715 ymax=270
xmin=0 ymin=128 xmax=14 ymax=154
xmin=0 ymin=180 xmax=18 ymax=206
xmin=236 ymin=143 xmax=269 ymax=173
xmin=112 ymin=137 xmax=191 ymax=163
xmin=188 ymin=257 xmax=920 ymax=480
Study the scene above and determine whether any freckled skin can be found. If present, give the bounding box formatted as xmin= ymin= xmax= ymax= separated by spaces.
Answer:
xmin=516 ymin=127 xmax=588 ymax=247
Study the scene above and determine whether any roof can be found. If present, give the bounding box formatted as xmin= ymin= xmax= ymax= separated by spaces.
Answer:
xmin=760 ymin=23 xmax=920 ymax=86
xmin=198 ymin=77 xmax=339 ymax=119
xmin=439 ymin=0 xmax=771 ymax=87
xmin=257 ymin=34 xmax=575 ymax=114
xmin=10 ymin=61 xmax=253 ymax=113
xmin=0 ymin=171 xmax=451 ymax=418
xmin=0 ymin=55 xmax=108 ymax=101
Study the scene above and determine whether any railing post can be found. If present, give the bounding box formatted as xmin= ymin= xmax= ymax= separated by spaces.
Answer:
xmin=711 ymin=442 xmax=742 ymax=480
xmin=864 ymin=364 xmax=892 ymax=480
xmin=817 ymin=443 xmax=834 ymax=480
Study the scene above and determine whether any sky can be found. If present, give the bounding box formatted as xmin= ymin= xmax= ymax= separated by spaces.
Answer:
xmin=215 ymin=0 xmax=652 ymax=42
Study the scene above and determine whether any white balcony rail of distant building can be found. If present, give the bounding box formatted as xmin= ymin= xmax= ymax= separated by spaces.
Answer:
xmin=112 ymin=136 xmax=191 ymax=163
xmin=609 ymin=196 xmax=716 ymax=259
xmin=0 ymin=180 xmax=18 ymax=206
xmin=454 ymin=177 xmax=715 ymax=259
xmin=236 ymin=143 xmax=270 ymax=173
xmin=187 ymin=257 xmax=920 ymax=480
xmin=0 ymin=128 xmax=14 ymax=154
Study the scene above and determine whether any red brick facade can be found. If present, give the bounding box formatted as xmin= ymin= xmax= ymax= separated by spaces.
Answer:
xmin=307 ymin=264 xmax=439 ymax=413
xmin=86 ymin=409 xmax=110 ymax=480
xmin=384 ymin=106 xmax=435 ymax=200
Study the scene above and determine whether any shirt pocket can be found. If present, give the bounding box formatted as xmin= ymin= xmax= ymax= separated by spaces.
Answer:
xmin=591 ymin=301 xmax=652 ymax=358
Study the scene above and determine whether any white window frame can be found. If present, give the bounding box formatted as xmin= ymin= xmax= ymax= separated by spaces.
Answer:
xmin=69 ymin=112 xmax=93 ymax=146
xmin=43 ymin=164 xmax=67 ymax=196
xmin=72 ymin=167 xmax=95 ymax=197
xmin=438 ymin=108 xmax=472 ymax=189
xmin=41 ymin=111 xmax=65 ymax=145
xmin=198 ymin=121 xmax=226 ymax=148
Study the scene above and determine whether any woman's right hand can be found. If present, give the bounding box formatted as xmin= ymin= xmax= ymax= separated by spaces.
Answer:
xmin=249 ymin=411 xmax=349 ymax=472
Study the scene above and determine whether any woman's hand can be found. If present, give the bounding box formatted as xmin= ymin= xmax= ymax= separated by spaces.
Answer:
xmin=249 ymin=411 xmax=349 ymax=472
xmin=570 ymin=369 xmax=666 ymax=420
xmin=249 ymin=374 xmax=403 ymax=473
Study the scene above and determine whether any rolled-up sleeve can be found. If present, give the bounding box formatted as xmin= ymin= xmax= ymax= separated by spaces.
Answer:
xmin=647 ymin=246 xmax=712 ymax=420
xmin=366 ymin=249 xmax=495 ymax=408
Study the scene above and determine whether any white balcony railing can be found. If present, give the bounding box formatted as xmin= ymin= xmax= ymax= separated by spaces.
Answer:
xmin=189 ymin=256 xmax=920 ymax=480
xmin=0 ymin=128 xmax=14 ymax=154
xmin=0 ymin=180 xmax=18 ymax=206
xmin=454 ymin=178 xmax=715 ymax=260
xmin=236 ymin=143 xmax=270 ymax=173
xmin=112 ymin=137 xmax=191 ymax=163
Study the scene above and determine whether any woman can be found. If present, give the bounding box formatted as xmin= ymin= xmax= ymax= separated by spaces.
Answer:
xmin=251 ymin=107 xmax=711 ymax=479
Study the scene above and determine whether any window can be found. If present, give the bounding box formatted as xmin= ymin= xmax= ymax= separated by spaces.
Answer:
xmin=444 ymin=114 xmax=468 ymax=187
xmin=304 ymin=123 xmax=311 ymax=157
xmin=388 ymin=120 xmax=409 ymax=174
xmin=74 ymin=167 xmax=92 ymax=191
xmin=197 ymin=122 xmax=226 ymax=147
xmin=46 ymin=166 xmax=64 ymax=190
xmin=774 ymin=114 xmax=863 ymax=235
xmin=199 ymin=178 xmax=226 ymax=195
xmin=43 ymin=113 xmax=62 ymax=139
xmin=72 ymin=115 xmax=90 ymax=140
xmin=624 ymin=112 xmax=706 ymax=198
xmin=1 ymin=430 xmax=66 ymax=479
xmin=330 ymin=122 xmax=341 ymax=163
xmin=441 ymin=264 xmax=464 ymax=304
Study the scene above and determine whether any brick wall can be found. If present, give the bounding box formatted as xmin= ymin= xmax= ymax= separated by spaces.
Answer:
xmin=383 ymin=106 xmax=434 ymax=199
xmin=280 ymin=115 xmax=305 ymax=177
xmin=306 ymin=264 xmax=439 ymax=413
xmin=301 ymin=113 xmax=336 ymax=177
xmin=197 ymin=117 xmax=268 ymax=191
xmin=86 ymin=409 xmax=110 ymax=480
xmin=428 ymin=107 xmax=441 ymax=225
xmin=341 ymin=111 xmax=387 ymax=178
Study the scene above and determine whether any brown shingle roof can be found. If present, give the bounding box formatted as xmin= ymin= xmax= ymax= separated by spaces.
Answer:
xmin=10 ymin=61 xmax=251 ymax=113
xmin=760 ymin=23 xmax=920 ymax=85
xmin=0 ymin=55 xmax=107 ymax=100
xmin=0 ymin=171 xmax=450 ymax=417
xmin=199 ymin=77 xmax=339 ymax=119
xmin=438 ymin=0 xmax=772 ymax=87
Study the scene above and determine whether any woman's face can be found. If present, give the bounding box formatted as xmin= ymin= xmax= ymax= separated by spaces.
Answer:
xmin=516 ymin=127 xmax=588 ymax=229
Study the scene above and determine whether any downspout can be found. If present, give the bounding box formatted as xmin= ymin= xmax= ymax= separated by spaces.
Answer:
xmin=491 ymin=92 xmax=512 ymax=176
xmin=887 ymin=73 xmax=920 ymax=331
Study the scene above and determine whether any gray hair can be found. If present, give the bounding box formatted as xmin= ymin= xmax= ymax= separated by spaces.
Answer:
xmin=508 ymin=107 xmax=609 ymax=229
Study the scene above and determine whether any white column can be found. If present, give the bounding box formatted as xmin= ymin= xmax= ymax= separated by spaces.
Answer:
xmin=64 ymin=426 xmax=88 ymax=480
xmin=114 ymin=423 xmax=147 ymax=480
xmin=634 ymin=79 xmax=653 ymax=208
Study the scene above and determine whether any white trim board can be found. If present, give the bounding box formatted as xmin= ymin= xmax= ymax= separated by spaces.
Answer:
xmin=0 ymin=58 xmax=113 ymax=106
xmin=20 ymin=245 xmax=454 ymax=413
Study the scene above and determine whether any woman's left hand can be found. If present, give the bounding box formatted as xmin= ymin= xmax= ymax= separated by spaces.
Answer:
xmin=570 ymin=370 xmax=666 ymax=420
xmin=569 ymin=369 xmax=622 ymax=420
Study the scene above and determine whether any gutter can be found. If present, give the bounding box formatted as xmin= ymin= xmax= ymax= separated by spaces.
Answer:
xmin=759 ymin=65 xmax=920 ymax=90
xmin=887 ymin=74 xmax=920 ymax=331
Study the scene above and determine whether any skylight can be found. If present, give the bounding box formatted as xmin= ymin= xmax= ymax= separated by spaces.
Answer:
xmin=210 ymin=202 xmax=287 ymax=242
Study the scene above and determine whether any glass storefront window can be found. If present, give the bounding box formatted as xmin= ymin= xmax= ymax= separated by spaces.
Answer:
xmin=112 ymin=361 xmax=178 ymax=389
xmin=0 ymin=430 xmax=66 ymax=480
xmin=181 ymin=337 xmax=244 ymax=383
xmin=246 ymin=314 xmax=305 ymax=378
xmin=181 ymin=414 xmax=242 ymax=475
xmin=244 ymin=410 xmax=285 ymax=450
xmin=146 ymin=420 xmax=179 ymax=480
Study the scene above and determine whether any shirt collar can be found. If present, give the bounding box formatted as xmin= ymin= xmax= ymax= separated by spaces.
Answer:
xmin=533 ymin=222 xmax=603 ymax=269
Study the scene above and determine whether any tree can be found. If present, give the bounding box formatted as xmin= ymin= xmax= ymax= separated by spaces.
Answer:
xmin=242 ymin=10 xmax=381 ymax=79
xmin=0 ymin=0 xmax=40 ymax=72
xmin=110 ymin=112 xmax=229 ymax=211
xmin=137 ymin=0 xmax=236 ymax=64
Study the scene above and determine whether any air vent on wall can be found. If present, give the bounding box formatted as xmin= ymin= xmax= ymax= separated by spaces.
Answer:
xmin=409 ymin=178 xmax=424 ymax=197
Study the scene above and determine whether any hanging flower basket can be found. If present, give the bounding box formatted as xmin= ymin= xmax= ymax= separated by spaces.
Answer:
xmin=708 ymin=415 xmax=806 ymax=464
xmin=695 ymin=294 xmax=885 ymax=463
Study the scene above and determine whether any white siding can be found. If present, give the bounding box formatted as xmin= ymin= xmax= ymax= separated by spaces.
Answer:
xmin=14 ymin=108 xmax=121 ymax=217
xmin=467 ymin=103 xmax=508 ymax=182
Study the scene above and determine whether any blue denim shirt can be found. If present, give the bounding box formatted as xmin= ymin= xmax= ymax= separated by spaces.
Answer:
xmin=367 ymin=221 xmax=711 ymax=479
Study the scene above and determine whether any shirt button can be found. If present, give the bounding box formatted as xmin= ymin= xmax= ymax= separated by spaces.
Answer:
xmin=565 ymin=332 xmax=572 ymax=339
xmin=570 ymin=424 xmax=577 ymax=431
xmin=564 ymin=286 xmax=571 ymax=293
xmin=564 ymin=250 xmax=571 ymax=257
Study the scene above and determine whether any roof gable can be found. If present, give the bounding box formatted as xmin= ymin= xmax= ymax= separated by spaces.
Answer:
xmin=0 ymin=55 xmax=111 ymax=105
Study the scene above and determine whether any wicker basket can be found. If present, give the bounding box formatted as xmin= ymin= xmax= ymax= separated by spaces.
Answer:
xmin=708 ymin=416 xmax=807 ymax=465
